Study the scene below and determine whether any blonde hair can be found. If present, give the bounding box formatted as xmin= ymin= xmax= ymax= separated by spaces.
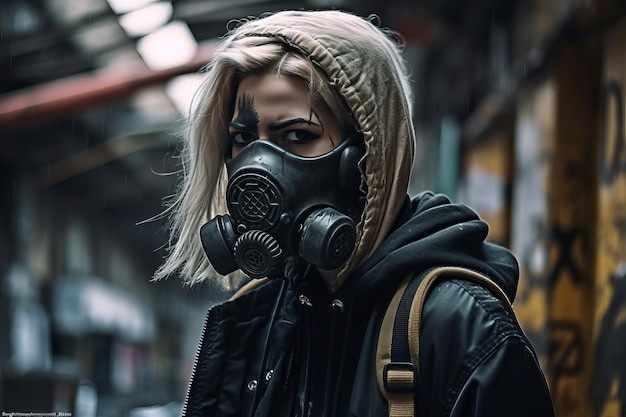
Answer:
xmin=155 ymin=10 xmax=414 ymax=288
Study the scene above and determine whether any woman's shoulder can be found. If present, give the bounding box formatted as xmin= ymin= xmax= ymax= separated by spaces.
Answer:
xmin=416 ymin=277 xmax=551 ymax=416
xmin=422 ymin=277 xmax=521 ymax=339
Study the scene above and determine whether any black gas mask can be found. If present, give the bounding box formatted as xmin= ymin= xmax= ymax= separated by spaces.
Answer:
xmin=200 ymin=134 xmax=364 ymax=279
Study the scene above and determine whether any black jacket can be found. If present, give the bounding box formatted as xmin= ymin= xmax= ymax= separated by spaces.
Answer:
xmin=182 ymin=192 xmax=554 ymax=417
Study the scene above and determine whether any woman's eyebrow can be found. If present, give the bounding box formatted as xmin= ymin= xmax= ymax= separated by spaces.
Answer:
xmin=231 ymin=94 xmax=259 ymax=130
xmin=269 ymin=118 xmax=321 ymax=131
xmin=229 ymin=120 xmax=255 ymax=130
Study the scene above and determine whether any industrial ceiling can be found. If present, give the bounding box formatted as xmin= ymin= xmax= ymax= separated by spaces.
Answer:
xmin=0 ymin=0 xmax=512 ymax=280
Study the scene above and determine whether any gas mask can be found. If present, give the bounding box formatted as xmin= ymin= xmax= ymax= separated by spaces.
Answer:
xmin=200 ymin=133 xmax=364 ymax=279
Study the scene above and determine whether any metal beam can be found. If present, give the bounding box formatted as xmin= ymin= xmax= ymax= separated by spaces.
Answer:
xmin=40 ymin=130 xmax=163 ymax=186
xmin=0 ymin=41 xmax=217 ymax=132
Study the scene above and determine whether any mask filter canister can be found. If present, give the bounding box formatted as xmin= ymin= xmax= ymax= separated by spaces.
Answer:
xmin=299 ymin=207 xmax=356 ymax=269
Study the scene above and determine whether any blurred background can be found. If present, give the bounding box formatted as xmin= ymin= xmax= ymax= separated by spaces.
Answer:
xmin=1 ymin=0 xmax=626 ymax=416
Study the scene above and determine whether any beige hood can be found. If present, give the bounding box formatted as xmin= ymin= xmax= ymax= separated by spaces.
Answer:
xmin=227 ymin=11 xmax=416 ymax=286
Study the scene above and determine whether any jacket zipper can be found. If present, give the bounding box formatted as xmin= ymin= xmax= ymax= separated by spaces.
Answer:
xmin=251 ymin=280 xmax=288 ymax=413
xmin=300 ymin=302 xmax=313 ymax=417
xmin=181 ymin=309 xmax=211 ymax=417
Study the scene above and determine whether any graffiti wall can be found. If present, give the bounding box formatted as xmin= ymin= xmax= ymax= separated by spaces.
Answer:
xmin=510 ymin=44 xmax=600 ymax=417
xmin=510 ymin=78 xmax=555 ymax=373
xmin=593 ymin=20 xmax=626 ymax=417
xmin=549 ymin=45 xmax=599 ymax=417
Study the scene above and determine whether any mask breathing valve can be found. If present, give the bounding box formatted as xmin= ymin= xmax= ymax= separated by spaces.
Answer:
xmin=234 ymin=229 xmax=283 ymax=278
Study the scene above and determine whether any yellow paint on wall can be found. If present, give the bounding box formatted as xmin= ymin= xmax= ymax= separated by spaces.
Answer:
xmin=460 ymin=123 xmax=513 ymax=246
xmin=599 ymin=379 xmax=622 ymax=417
xmin=592 ymin=18 xmax=626 ymax=417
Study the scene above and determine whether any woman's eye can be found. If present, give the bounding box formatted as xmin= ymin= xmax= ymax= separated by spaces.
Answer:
xmin=231 ymin=131 xmax=257 ymax=146
xmin=283 ymin=130 xmax=319 ymax=143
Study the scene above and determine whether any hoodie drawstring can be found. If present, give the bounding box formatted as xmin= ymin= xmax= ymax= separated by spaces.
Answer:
xmin=330 ymin=300 xmax=354 ymax=417
xmin=322 ymin=298 xmax=351 ymax=417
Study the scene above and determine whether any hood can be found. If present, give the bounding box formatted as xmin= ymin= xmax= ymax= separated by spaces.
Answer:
xmin=335 ymin=192 xmax=520 ymax=307
xmin=226 ymin=10 xmax=416 ymax=287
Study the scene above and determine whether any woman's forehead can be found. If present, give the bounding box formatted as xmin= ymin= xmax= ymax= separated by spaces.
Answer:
xmin=233 ymin=74 xmax=313 ymax=109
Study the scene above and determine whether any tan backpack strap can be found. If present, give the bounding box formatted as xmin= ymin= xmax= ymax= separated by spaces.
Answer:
xmin=377 ymin=266 xmax=514 ymax=417
xmin=376 ymin=272 xmax=417 ymax=417
xmin=228 ymin=278 xmax=271 ymax=301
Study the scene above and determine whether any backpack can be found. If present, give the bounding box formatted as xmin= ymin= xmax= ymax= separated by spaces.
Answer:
xmin=376 ymin=266 xmax=515 ymax=417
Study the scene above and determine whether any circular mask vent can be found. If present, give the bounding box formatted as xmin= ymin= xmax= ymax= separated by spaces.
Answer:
xmin=227 ymin=173 xmax=282 ymax=231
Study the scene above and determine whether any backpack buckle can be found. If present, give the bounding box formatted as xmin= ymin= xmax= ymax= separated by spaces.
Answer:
xmin=383 ymin=362 xmax=418 ymax=394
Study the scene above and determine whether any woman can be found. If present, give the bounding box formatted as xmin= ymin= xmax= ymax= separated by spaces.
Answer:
xmin=155 ymin=10 xmax=554 ymax=417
